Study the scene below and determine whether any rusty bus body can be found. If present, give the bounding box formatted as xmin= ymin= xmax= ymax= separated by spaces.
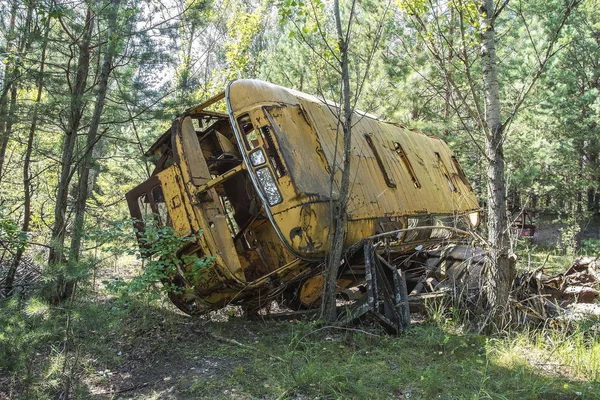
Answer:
xmin=126 ymin=79 xmax=480 ymax=315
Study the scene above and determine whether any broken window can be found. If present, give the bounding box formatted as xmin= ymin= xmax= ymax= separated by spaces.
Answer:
xmin=365 ymin=134 xmax=396 ymax=188
xmin=137 ymin=192 xmax=154 ymax=223
xmin=452 ymin=156 xmax=472 ymax=190
xmin=238 ymin=114 xmax=259 ymax=150
xmin=137 ymin=186 xmax=172 ymax=228
xmin=260 ymin=126 xmax=287 ymax=178
xmin=219 ymin=194 xmax=240 ymax=237
xmin=394 ymin=142 xmax=421 ymax=188
xmin=151 ymin=185 xmax=171 ymax=227
xmin=249 ymin=149 xmax=266 ymax=166
xmin=435 ymin=153 xmax=456 ymax=192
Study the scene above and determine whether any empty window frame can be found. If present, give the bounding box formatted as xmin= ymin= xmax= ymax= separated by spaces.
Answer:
xmin=451 ymin=156 xmax=472 ymax=190
xmin=137 ymin=185 xmax=171 ymax=227
xmin=259 ymin=126 xmax=287 ymax=178
xmin=219 ymin=194 xmax=240 ymax=237
xmin=365 ymin=134 xmax=396 ymax=188
xmin=435 ymin=153 xmax=456 ymax=192
xmin=394 ymin=142 xmax=421 ymax=188
xmin=137 ymin=193 xmax=154 ymax=222
xmin=237 ymin=114 xmax=260 ymax=150
xmin=151 ymin=185 xmax=172 ymax=227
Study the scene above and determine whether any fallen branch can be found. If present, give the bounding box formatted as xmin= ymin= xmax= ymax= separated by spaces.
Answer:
xmin=208 ymin=332 xmax=285 ymax=363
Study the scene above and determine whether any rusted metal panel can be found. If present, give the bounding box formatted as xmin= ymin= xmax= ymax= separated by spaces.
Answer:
xmin=156 ymin=167 xmax=191 ymax=237
xmin=227 ymin=80 xmax=478 ymax=258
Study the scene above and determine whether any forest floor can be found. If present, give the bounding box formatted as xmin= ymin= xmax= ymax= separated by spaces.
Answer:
xmin=1 ymin=295 xmax=599 ymax=399
xmin=86 ymin=308 xmax=600 ymax=400
xmin=1 ymin=251 xmax=600 ymax=399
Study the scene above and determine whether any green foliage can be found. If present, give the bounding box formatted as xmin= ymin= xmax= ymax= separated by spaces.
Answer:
xmin=503 ymin=3 xmax=600 ymax=212
xmin=0 ymin=296 xmax=160 ymax=398
xmin=0 ymin=297 xmax=61 ymax=391
xmin=3 ymin=294 xmax=599 ymax=399
xmin=104 ymin=216 xmax=212 ymax=303
xmin=396 ymin=0 xmax=429 ymax=16
xmin=559 ymin=216 xmax=581 ymax=256
xmin=269 ymin=0 xmax=395 ymax=113
xmin=0 ymin=205 xmax=27 ymax=254
xmin=225 ymin=6 xmax=264 ymax=80
xmin=0 ymin=0 xmax=594 ymax=309
xmin=0 ymin=297 xmax=65 ymax=398
xmin=581 ymin=239 xmax=600 ymax=256
xmin=0 ymin=204 xmax=27 ymax=252
xmin=2 ymin=0 xmax=600 ymax=397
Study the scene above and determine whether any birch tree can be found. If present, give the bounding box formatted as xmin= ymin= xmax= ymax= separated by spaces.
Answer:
xmin=397 ymin=0 xmax=581 ymax=328
xmin=279 ymin=0 xmax=391 ymax=323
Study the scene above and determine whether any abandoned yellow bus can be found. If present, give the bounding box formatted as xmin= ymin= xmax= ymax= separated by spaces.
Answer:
xmin=126 ymin=79 xmax=480 ymax=316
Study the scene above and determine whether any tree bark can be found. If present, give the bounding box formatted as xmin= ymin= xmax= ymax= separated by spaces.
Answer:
xmin=48 ymin=7 xmax=94 ymax=302
xmin=320 ymin=0 xmax=353 ymax=324
xmin=0 ymin=1 xmax=34 ymax=184
xmin=0 ymin=86 xmax=18 ymax=182
xmin=68 ymin=0 xmax=121 ymax=272
xmin=0 ymin=0 xmax=18 ymax=184
xmin=480 ymin=0 xmax=515 ymax=328
xmin=587 ymin=141 xmax=598 ymax=213
xmin=4 ymin=9 xmax=51 ymax=297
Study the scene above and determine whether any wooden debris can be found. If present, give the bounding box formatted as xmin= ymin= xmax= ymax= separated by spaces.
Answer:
xmin=514 ymin=257 xmax=600 ymax=323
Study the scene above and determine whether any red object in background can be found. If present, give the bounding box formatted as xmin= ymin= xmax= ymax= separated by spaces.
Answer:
xmin=512 ymin=210 xmax=538 ymax=238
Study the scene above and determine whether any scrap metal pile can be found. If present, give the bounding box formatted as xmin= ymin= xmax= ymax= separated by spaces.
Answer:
xmin=333 ymin=241 xmax=487 ymax=333
xmin=338 ymin=243 xmax=600 ymax=331
xmin=514 ymin=257 xmax=600 ymax=322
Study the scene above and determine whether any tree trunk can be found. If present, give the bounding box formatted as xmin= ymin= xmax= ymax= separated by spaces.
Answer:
xmin=68 ymin=0 xmax=121 ymax=270
xmin=4 ymin=10 xmax=50 ymax=297
xmin=480 ymin=0 xmax=515 ymax=328
xmin=587 ymin=144 xmax=598 ymax=213
xmin=320 ymin=0 xmax=353 ymax=324
xmin=0 ymin=86 xmax=18 ymax=182
xmin=0 ymin=0 xmax=18 ymax=184
xmin=531 ymin=194 xmax=538 ymax=210
xmin=48 ymin=7 xmax=94 ymax=302
xmin=443 ymin=7 xmax=454 ymax=125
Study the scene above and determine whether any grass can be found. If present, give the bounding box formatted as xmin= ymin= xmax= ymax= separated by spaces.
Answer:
xmin=1 ymin=245 xmax=598 ymax=399
xmin=515 ymin=245 xmax=577 ymax=274
xmin=514 ymin=237 xmax=600 ymax=276
xmin=1 ymin=289 xmax=599 ymax=400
